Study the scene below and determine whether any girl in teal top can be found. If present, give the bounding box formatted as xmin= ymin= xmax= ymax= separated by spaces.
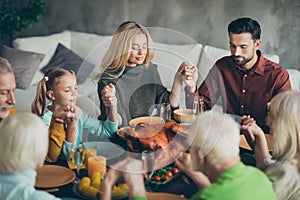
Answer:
xmin=31 ymin=67 xmax=119 ymax=162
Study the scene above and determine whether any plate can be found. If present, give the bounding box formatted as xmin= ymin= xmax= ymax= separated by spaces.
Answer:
xmin=240 ymin=134 xmax=273 ymax=151
xmin=129 ymin=116 xmax=163 ymax=127
xmin=149 ymin=164 xmax=181 ymax=186
xmin=146 ymin=192 xmax=186 ymax=200
xmin=83 ymin=142 xmax=126 ymax=163
xmin=35 ymin=165 xmax=75 ymax=188
xmin=73 ymin=183 xmax=127 ymax=200
xmin=116 ymin=126 xmax=130 ymax=138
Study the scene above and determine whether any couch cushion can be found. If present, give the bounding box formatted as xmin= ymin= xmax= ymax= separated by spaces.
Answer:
xmin=0 ymin=45 xmax=45 ymax=89
xmin=287 ymin=69 xmax=300 ymax=90
xmin=41 ymin=43 xmax=95 ymax=84
xmin=151 ymin=42 xmax=203 ymax=108
xmin=198 ymin=45 xmax=280 ymax=84
xmin=69 ymin=31 xmax=111 ymax=61
xmin=12 ymin=31 xmax=71 ymax=85
xmin=152 ymin=42 xmax=203 ymax=90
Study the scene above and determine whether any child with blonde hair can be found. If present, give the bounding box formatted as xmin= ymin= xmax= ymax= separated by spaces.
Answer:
xmin=31 ymin=67 xmax=118 ymax=162
xmin=0 ymin=113 xmax=60 ymax=200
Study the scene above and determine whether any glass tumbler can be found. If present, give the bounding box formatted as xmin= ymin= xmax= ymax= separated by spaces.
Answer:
xmin=160 ymin=103 xmax=171 ymax=122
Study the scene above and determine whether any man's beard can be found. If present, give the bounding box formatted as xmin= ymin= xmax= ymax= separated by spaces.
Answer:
xmin=232 ymin=56 xmax=252 ymax=67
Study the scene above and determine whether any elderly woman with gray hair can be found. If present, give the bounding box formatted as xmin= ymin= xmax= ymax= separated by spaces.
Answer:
xmin=241 ymin=89 xmax=300 ymax=200
xmin=0 ymin=113 xmax=60 ymax=200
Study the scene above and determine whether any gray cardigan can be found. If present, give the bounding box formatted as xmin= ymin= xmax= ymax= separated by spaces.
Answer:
xmin=98 ymin=63 xmax=170 ymax=127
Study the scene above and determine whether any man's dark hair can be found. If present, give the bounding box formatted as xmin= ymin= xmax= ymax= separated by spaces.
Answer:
xmin=228 ymin=17 xmax=261 ymax=40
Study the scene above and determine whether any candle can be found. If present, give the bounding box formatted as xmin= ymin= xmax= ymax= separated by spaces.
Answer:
xmin=84 ymin=148 xmax=97 ymax=168
xmin=88 ymin=156 xmax=106 ymax=178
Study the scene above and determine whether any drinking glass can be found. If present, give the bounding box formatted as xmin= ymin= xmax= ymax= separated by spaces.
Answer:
xmin=193 ymin=96 xmax=199 ymax=115
xmin=141 ymin=150 xmax=155 ymax=181
xmin=193 ymin=96 xmax=204 ymax=115
xmin=160 ymin=103 xmax=171 ymax=122
xmin=72 ymin=143 xmax=84 ymax=183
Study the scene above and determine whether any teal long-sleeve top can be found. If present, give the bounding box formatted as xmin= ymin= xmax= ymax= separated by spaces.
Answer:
xmin=41 ymin=107 xmax=118 ymax=162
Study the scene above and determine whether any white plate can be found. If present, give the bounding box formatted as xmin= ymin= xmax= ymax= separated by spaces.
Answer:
xmin=35 ymin=165 xmax=75 ymax=188
xmin=83 ymin=141 xmax=125 ymax=162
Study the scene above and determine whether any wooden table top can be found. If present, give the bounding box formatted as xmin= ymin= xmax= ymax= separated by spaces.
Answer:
xmin=239 ymin=134 xmax=273 ymax=151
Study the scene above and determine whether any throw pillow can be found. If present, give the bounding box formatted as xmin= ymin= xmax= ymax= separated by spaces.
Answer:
xmin=0 ymin=45 xmax=45 ymax=89
xmin=12 ymin=31 xmax=71 ymax=85
xmin=41 ymin=43 xmax=95 ymax=84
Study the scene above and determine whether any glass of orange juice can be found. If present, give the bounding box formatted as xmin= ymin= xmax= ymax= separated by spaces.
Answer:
xmin=88 ymin=156 xmax=107 ymax=178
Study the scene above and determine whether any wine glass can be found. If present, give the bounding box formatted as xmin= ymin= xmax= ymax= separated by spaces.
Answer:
xmin=72 ymin=143 xmax=84 ymax=183
xmin=141 ymin=150 xmax=155 ymax=191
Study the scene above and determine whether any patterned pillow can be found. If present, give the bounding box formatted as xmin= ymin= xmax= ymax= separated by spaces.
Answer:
xmin=0 ymin=45 xmax=45 ymax=89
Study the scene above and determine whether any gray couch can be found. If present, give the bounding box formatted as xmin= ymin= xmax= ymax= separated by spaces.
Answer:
xmin=9 ymin=30 xmax=300 ymax=118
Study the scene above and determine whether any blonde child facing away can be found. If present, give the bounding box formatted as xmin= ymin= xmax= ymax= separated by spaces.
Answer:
xmin=0 ymin=113 xmax=60 ymax=200
xmin=31 ymin=67 xmax=118 ymax=163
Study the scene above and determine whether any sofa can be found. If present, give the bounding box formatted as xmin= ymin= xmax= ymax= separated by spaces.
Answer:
xmin=2 ymin=30 xmax=299 ymax=118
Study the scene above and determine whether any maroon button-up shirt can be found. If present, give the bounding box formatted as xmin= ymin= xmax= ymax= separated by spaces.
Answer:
xmin=186 ymin=50 xmax=291 ymax=132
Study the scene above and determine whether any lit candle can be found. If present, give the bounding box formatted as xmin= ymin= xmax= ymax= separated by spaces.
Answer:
xmin=88 ymin=156 xmax=106 ymax=178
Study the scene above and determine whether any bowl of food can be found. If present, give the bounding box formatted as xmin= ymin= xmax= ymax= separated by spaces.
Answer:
xmin=173 ymin=109 xmax=195 ymax=123
xmin=129 ymin=116 xmax=164 ymax=127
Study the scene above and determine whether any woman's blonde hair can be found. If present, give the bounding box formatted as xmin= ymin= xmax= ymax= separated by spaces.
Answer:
xmin=0 ymin=113 xmax=48 ymax=174
xmin=269 ymin=89 xmax=300 ymax=170
xmin=94 ymin=21 xmax=154 ymax=80
xmin=31 ymin=67 xmax=76 ymax=116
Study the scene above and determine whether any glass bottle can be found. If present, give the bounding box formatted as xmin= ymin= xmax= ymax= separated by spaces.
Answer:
xmin=199 ymin=98 xmax=205 ymax=114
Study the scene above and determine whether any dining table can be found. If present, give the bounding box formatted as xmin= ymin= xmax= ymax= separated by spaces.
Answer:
xmin=37 ymin=145 xmax=198 ymax=200
xmin=36 ymin=114 xmax=273 ymax=199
